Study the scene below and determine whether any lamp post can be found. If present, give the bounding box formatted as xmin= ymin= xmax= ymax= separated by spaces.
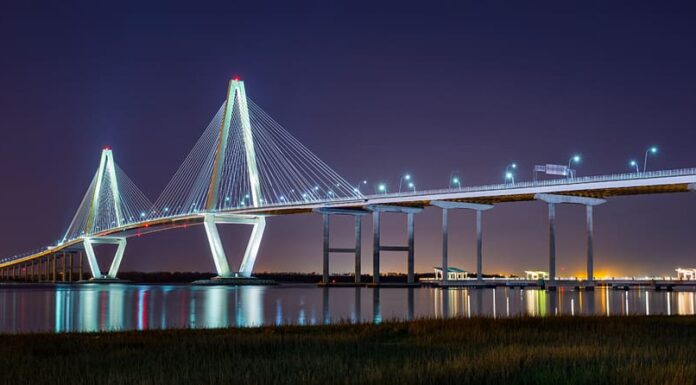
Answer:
xmin=450 ymin=175 xmax=461 ymax=189
xmin=354 ymin=180 xmax=367 ymax=193
xmin=568 ymin=155 xmax=581 ymax=178
xmin=629 ymin=160 xmax=639 ymax=174
xmin=408 ymin=181 xmax=416 ymax=192
xmin=378 ymin=183 xmax=387 ymax=195
xmin=504 ymin=163 xmax=517 ymax=183
xmin=643 ymin=146 xmax=658 ymax=172
xmin=399 ymin=174 xmax=411 ymax=193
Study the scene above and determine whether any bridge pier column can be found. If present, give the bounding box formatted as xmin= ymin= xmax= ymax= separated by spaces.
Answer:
xmin=355 ymin=216 xmax=363 ymax=283
xmin=52 ymin=254 xmax=56 ymax=283
xmin=586 ymin=205 xmax=595 ymax=289
xmin=83 ymin=237 xmax=127 ymax=280
xmin=432 ymin=201 xmax=494 ymax=284
xmin=79 ymin=252 xmax=84 ymax=281
xmin=315 ymin=209 xmax=367 ymax=285
xmin=535 ymin=194 xmax=606 ymax=290
xmin=203 ymin=214 xmax=266 ymax=279
xmin=368 ymin=205 xmax=422 ymax=285
xmin=441 ymin=208 xmax=449 ymax=286
xmin=68 ymin=253 xmax=73 ymax=282
xmin=373 ymin=211 xmax=380 ymax=284
xmin=323 ymin=214 xmax=329 ymax=283
xmin=476 ymin=210 xmax=484 ymax=282
xmin=62 ymin=253 xmax=67 ymax=282
xmin=548 ymin=203 xmax=556 ymax=289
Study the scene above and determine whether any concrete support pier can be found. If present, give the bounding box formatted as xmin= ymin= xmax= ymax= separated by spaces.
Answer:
xmin=314 ymin=208 xmax=368 ymax=285
xmin=367 ymin=205 xmax=422 ymax=286
xmin=431 ymin=201 xmax=493 ymax=286
xmin=586 ymin=205 xmax=594 ymax=289
xmin=535 ymin=193 xmax=606 ymax=290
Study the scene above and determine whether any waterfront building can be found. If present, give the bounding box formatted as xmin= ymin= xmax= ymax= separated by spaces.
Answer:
xmin=676 ymin=268 xmax=696 ymax=280
xmin=434 ymin=267 xmax=469 ymax=281
xmin=525 ymin=271 xmax=549 ymax=280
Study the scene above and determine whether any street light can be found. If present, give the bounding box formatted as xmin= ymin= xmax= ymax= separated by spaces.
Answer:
xmin=450 ymin=176 xmax=461 ymax=189
xmin=407 ymin=181 xmax=416 ymax=192
xmin=504 ymin=163 xmax=517 ymax=183
xmin=643 ymin=146 xmax=658 ymax=172
xmin=378 ymin=183 xmax=387 ymax=195
xmin=399 ymin=174 xmax=411 ymax=192
xmin=354 ymin=180 xmax=368 ymax=193
xmin=568 ymin=155 xmax=581 ymax=178
xmin=629 ymin=160 xmax=639 ymax=174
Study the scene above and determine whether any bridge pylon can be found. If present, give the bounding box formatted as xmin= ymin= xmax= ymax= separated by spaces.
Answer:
xmin=204 ymin=78 xmax=265 ymax=280
xmin=62 ymin=148 xmax=152 ymax=281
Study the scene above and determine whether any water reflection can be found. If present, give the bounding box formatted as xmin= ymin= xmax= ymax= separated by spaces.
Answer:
xmin=0 ymin=285 xmax=694 ymax=334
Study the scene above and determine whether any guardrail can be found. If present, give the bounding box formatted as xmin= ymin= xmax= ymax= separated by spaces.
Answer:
xmin=4 ymin=168 xmax=696 ymax=265
xmin=364 ymin=167 xmax=696 ymax=200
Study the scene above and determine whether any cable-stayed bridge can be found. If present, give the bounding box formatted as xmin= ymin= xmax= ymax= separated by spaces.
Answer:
xmin=2 ymin=78 xmax=696 ymax=288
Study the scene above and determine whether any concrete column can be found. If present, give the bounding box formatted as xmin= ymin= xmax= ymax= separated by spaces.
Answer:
xmin=322 ymin=213 xmax=329 ymax=284
xmin=372 ymin=211 xmax=380 ymax=284
xmin=441 ymin=208 xmax=449 ymax=285
xmin=68 ymin=253 xmax=73 ymax=282
xmin=52 ymin=255 xmax=56 ymax=283
xmin=586 ymin=205 xmax=594 ymax=286
xmin=548 ymin=203 xmax=556 ymax=287
xmin=62 ymin=253 xmax=67 ymax=282
xmin=476 ymin=210 xmax=483 ymax=282
xmin=79 ymin=252 xmax=84 ymax=281
xmin=407 ymin=212 xmax=415 ymax=284
xmin=354 ymin=216 xmax=362 ymax=283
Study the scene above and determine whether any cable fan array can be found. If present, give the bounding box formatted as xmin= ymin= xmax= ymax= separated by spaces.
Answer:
xmin=61 ymin=93 xmax=362 ymax=241
xmin=63 ymin=164 xmax=153 ymax=241
xmin=151 ymin=96 xmax=362 ymax=218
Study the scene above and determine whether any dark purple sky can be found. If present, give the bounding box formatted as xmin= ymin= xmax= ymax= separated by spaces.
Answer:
xmin=1 ymin=2 xmax=696 ymax=276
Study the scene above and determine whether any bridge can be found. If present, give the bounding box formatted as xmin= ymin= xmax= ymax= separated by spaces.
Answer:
xmin=1 ymin=78 xmax=696 ymax=289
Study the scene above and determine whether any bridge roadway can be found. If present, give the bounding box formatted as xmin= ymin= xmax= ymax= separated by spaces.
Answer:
xmin=1 ymin=168 xmax=696 ymax=281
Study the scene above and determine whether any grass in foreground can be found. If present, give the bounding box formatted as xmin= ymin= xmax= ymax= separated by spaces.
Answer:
xmin=1 ymin=316 xmax=695 ymax=385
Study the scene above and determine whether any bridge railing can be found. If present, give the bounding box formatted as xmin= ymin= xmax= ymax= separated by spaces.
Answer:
xmin=4 ymin=168 xmax=696 ymax=265
xmin=363 ymin=167 xmax=696 ymax=200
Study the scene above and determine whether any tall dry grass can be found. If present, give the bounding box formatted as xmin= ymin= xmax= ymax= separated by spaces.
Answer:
xmin=1 ymin=316 xmax=694 ymax=385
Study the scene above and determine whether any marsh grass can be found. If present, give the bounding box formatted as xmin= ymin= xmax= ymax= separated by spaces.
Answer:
xmin=1 ymin=316 xmax=695 ymax=385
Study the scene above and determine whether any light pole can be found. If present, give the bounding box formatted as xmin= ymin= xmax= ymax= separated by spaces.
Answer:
xmin=378 ymin=183 xmax=387 ymax=195
xmin=643 ymin=146 xmax=658 ymax=172
xmin=408 ymin=181 xmax=416 ymax=192
xmin=354 ymin=180 xmax=368 ymax=193
xmin=504 ymin=163 xmax=517 ymax=183
xmin=568 ymin=155 xmax=581 ymax=178
xmin=398 ymin=174 xmax=411 ymax=193
xmin=450 ymin=176 xmax=461 ymax=189
xmin=629 ymin=160 xmax=639 ymax=174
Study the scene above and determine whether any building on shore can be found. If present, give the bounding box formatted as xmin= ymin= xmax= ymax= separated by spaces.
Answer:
xmin=524 ymin=271 xmax=549 ymax=280
xmin=676 ymin=268 xmax=696 ymax=280
xmin=433 ymin=267 xmax=469 ymax=281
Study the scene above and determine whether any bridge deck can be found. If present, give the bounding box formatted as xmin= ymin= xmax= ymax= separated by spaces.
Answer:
xmin=2 ymin=168 xmax=696 ymax=269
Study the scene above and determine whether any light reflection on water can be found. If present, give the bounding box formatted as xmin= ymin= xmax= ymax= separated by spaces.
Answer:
xmin=0 ymin=285 xmax=694 ymax=334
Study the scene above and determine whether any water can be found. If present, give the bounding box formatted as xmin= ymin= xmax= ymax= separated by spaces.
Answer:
xmin=0 ymin=284 xmax=694 ymax=334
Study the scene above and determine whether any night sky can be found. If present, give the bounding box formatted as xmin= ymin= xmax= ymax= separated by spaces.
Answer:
xmin=2 ymin=2 xmax=696 ymax=277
